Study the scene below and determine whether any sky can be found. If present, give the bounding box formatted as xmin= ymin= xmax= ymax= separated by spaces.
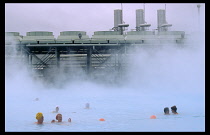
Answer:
xmin=5 ymin=3 xmax=205 ymax=38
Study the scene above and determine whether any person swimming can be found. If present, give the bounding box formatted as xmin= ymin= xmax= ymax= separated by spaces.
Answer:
xmin=34 ymin=98 xmax=39 ymax=101
xmin=51 ymin=119 xmax=56 ymax=123
xmin=164 ymin=107 xmax=170 ymax=115
xmin=68 ymin=118 xmax=71 ymax=122
xmin=51 ymin=114 xmax=62 ymax=123
xmin=52 ymin=106 xmax=59 ymax=113
xmin=35 ymin=112 xmax=44 ymax=124
xmin=85 ymin=103 xmax=90 ymax=109
xmin=171 ymin=105 xmax=178 ymax=114
xmin=51 ymin=113 xmax=68 ymax=125
xmin=56 ymin=113 xmax=62 ymax=122
xmin=52 ymin=115 xmax=70 ymax=125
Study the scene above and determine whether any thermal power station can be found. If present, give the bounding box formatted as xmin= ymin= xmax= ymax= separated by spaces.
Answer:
xmin=5 ymin=7 xmax=186 ymax=78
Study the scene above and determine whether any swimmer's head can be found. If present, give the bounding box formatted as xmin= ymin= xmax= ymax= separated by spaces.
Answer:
xmin=164 ymin=107 xmax=169 ymax=114
xmin=171 ymin=105 xmax=177 ymax=114
xmin=85 ymin=103 xmax=90 ymax=109
xmin=56 ymin=113 xmax=62 ymax=122
xmin=51 ymin=120 xmax=55 ymax=123
xmin=68 ymin=118 xmax=71 ymax=122
xmin=55 ymin=106 xmax=59 ymax=112
xmin=36 ymin=112 xmax=43 ymax=120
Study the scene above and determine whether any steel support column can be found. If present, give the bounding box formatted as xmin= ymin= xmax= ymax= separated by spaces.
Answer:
xmin=117 ymin=45 xmax=124 ymax=79
xmin=26 ymin=53 xmax=29 ymax=69
xmin=114 ymin=48 xmax=118 ymax=71
xmin=86 ymin=46 xmax=92 ymax=75
xmin=29 ymin=54 xmax=33 ymax=69
xmin=55 ymin=47 xmax=60 ymax=68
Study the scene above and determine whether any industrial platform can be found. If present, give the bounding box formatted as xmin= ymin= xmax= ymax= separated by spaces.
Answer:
xmin=5 ymin=8 xmax=187 ymax=79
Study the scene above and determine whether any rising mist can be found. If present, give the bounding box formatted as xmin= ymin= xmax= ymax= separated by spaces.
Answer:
xmin=5 ymin=30 xmax=204 ymax=96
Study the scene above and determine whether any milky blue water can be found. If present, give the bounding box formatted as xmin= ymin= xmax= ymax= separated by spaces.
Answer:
xmin=5 ymin=76 xmax=205 ymax=132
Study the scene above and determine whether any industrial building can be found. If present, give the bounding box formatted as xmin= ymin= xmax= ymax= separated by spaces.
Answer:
xmin=5 ymin=8 xmax=186 ymax=79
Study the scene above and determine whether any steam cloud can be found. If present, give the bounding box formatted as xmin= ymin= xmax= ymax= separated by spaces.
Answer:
xmin=5 ymin=30 xmax=204 ymax=96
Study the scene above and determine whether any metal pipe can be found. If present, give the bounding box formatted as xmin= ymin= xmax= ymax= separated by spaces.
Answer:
xmin=144 ymin=3 xmax=145 ymax=21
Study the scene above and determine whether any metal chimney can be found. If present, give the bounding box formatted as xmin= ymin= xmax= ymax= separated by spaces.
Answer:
xmin=157 ymin=9 xmax=172 ymax=31
xmin=136 ymin=9 xmax=145 ymax=31
xmin=197 ymin=4 xmax=201 ymax=31
xmin=136 ymin=9 xmax=151 ymax=31
xmin=136 ymin=9 xmax=145 ymax=27
xmin=157 ymin=9 xmax=166 ymax=31
xmin=114 ymin=9 xmax=123 ymax=31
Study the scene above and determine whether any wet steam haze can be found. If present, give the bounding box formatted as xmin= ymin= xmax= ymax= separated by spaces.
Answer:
xmin=5 ymin=30 xmax=205 ymax=96
xmin=127 ymin=34 xmax=204 ymax=94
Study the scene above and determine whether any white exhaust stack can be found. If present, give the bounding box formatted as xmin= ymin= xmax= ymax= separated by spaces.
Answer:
xmin=113 ymin=9 xmax=129 ymax=35
xmin=136 ymin=9 xmax=151 ymax=31
xmin=157 ymin=9 xmax=172 ymax=31
xmin=114 ymin=9 xmax=123 ymax=31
